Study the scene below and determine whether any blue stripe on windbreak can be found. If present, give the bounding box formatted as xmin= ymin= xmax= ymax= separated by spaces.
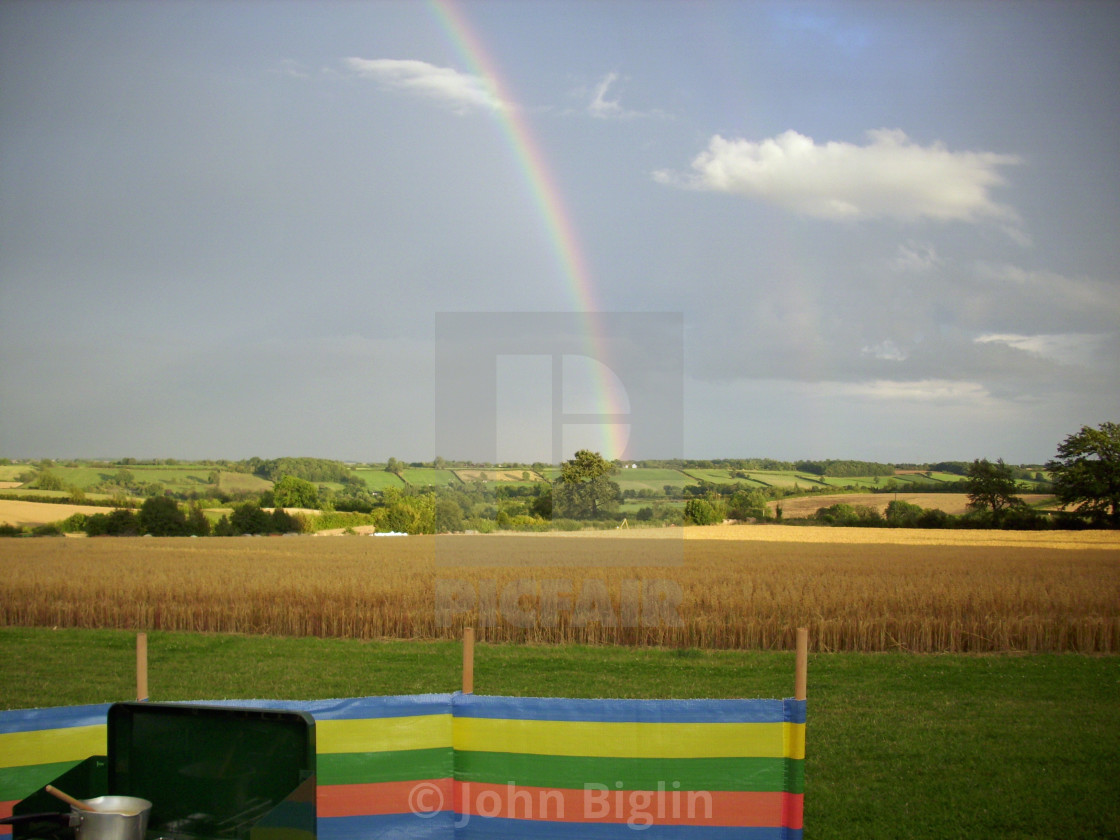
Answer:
xmin=452 ymin=816 xmax=794 ymax=839
xmin=166 ymin=694 xmax=455 ymax=720
xmin=0 ymin=704 xmax=111 ymax=735
xmin=318 ymin=813 xmax=455 ymax=840
xmin=786 ymin=699 xmax=806 ymax=725
xmin=0 ymin=694 xmax=804 ymax=735
xmin=453 ymin=694 xmax=794 ymax=724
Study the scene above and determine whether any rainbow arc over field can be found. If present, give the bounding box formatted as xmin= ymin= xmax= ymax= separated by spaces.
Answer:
xmin=429 ymin=0 xmax=629 ymax=461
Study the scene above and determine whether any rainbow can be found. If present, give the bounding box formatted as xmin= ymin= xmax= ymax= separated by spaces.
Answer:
xmin=427 ymin=0 xmax=630 ymax=461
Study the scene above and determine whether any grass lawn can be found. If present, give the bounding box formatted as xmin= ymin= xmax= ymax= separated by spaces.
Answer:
xmin=0 ymin=628 xmax=1115 ymax=839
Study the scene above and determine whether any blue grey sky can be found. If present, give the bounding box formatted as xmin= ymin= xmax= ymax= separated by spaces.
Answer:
xmin=1 ymin=1 xmax=1117 ymax=464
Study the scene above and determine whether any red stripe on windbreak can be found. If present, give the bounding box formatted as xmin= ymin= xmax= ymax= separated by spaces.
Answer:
xmin=1 ymin=800 xmax=14 ymax=835
xmin=318 ymin=780 xmax=453 ymax=818
xmin=319 ymin=782 xmax=798 ymax=828
xmin=454 ymin=782 xmax=788 ymax=827
xmin=783 ymin=791 xmax=804 ymax=830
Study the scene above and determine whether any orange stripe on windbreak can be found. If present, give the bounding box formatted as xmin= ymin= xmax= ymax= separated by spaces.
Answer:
xmin=318 ymin=780 xmax=453 ymax=818
xmin=453 ymin=782 xmax=788 ymax=827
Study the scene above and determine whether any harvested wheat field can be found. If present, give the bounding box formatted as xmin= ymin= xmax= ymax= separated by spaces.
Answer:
xmin=684 ymin=522 xmax=1120 ymax=548
xmin=766 ymin=492 xmax=1054 ymax=518
xmin=0 ymin=500 xmax=118 ymax=528
xmin=2 ymin=528 xmax=1117 ymax=652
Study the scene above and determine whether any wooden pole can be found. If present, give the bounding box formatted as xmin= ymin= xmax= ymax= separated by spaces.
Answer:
xmin=462 ymin=627 xmax=474 ymax=694
xmin=136 ymin=632 xmax=149 ymax=701
xmin=794 ymin=627 xmax=808 ymax=701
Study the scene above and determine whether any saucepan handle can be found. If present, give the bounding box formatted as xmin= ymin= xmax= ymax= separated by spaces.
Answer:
xmin=0 ymin=812 xmax=77 ymax=827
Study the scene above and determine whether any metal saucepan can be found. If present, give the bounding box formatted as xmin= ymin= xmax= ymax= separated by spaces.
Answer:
xmin=73 ymin=796 xmax=152 ymax=840
xmin=0 ymin=796 xmax=152 ymax=840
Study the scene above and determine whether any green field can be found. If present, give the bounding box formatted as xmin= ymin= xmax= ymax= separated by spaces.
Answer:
xmin=743 ymin=471 xmax=830 ymax=489
xmin=400 ymin=468 xmax=462 ymax=487
xmin=215 ymin=471 xmax=272 ymax=494
xmin=682 ymin=468 xmax=776 ymax=487
xmin=30 ymin=465 xmax=219 ymax=490
xmin=3 ymin=464 xmax=283 ymax=495
xmin=614 ymin=468 xmax=700 ymax=493
xmin=0 ymin=465 xmax=30 ymax=482
xmin=0 ymin=628 xmax=1115 ymax=839
xmin=815 ymin=475 xmax=884 ymax=489
xmin=679 ymin=468 xmax=734 ymax=482
xmin=352 ymin=468 xmax=407 ymax=490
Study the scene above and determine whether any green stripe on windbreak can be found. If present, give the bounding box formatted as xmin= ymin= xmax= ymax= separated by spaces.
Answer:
xmin=455 ymin=752 xmax=804 ymax=794
xmin=786 ymin=758 xmax=804 ymax=794
xmin=0 ymin=761 xmax=81 ymax=803
xmin=318 ymin=748 xmax=452 ymax=785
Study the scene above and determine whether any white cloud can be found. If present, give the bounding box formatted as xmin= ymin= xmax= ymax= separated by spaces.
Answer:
xmin=861 ymin=340 xmax=908 ymax=361
xmin=842 ymin=379 xmax=993 ymax=403
xmin=891 ymin=240 xmax=941 ymax=272
xmin=974 ymin=332 xmax=1113 ymax=366
xmin=344 ymin=58 xmax=503 ymax=114
xmin=587 ymin=73 xmax=668 ymax=120
xmin=655 ymin=129 xmax=1022 ymax=228
xmin=588 ymin=72 xmax=623 ymax=118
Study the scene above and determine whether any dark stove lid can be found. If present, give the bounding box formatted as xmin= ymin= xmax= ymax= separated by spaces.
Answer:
xmin=107 ymin=703 xmax=315 ymax=837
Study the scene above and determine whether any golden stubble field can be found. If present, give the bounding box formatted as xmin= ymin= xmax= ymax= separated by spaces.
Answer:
xmin=765 ymin=492 xmax=1054 ymax=518
xmin=2 ymin=527 xmax=1117 ymax=652
xmin=0 ymin=500 xmax=119 ymax=527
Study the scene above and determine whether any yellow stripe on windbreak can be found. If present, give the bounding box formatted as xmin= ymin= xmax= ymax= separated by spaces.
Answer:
xmin=317 ymin=714 xmax=452 ymax=754
xmin=0 ymin=725 xmax=106 ymax=769
xmin=785 ymin=723 xmax=805 ymax=760
xmin=454 ymin=718 xmax=795 ymax=759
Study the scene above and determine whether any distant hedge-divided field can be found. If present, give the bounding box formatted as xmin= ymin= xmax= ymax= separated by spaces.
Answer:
xmin=0 ymin=457 xmax=1070 ymax=538
xmin=0 ymin=460 xmax=1004 ymax=495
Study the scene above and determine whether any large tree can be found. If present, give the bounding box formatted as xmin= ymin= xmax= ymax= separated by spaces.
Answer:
xmin=1046 ymin=422 xmax=1120 ymax=526
xmin=138 ymin=496 xmax=188 ymax=536
xmin=230 ymin=502 xmax=271 ymax=535
xmin=553 ymin=450 xmax=620 ymax=519
xmin=965 ymin=458 xmax=1023 ymax=523
xmin=272 ymin=474 xmax=320 ymax=509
